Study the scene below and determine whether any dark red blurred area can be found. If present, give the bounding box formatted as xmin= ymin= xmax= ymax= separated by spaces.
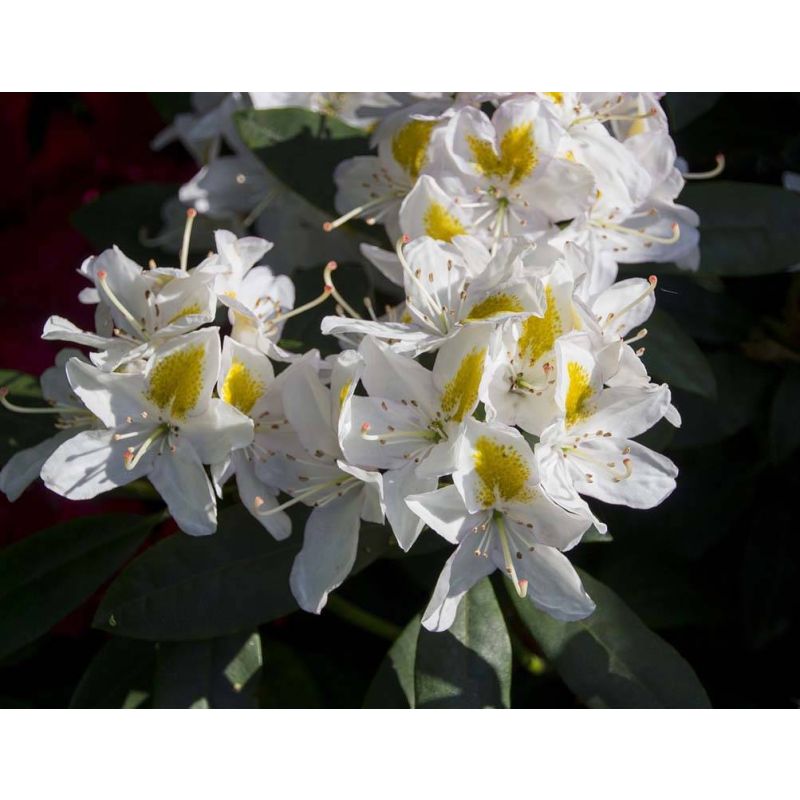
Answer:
xmin=0 ymin=93 xmax=195 ymax=634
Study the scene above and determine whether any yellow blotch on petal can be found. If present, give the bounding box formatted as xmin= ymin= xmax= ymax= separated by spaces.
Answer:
xmin=518 ymin=286 xmax=562 ymax=365
xmin=465 ymin=292 xmax=524 ymax=321
xmin=146 ymin=344 xmax=206 ymax=420
xmin=544 ymin=92 xmax=564 ymax=105
xmin=167 ymin=303 xmax=202 ymax=326
xmin=222 ymin=359 xmax=265 ymax=415
xmin=565 ymin=361 xmax=594 ymax=426
xmin=468 ymin=122 xmax=537 ymax=186
xmin=440 ymin=348 xmax=486 ymax=422
xmin=338 ymin=380 xmax=352 ymax=410
xmin=423 ymin=202 xmax=467 ymax=242
xmin=392 ymin=119 xmax=437 ymax=180
xmin=473 ymin=435 xmax=532 ymax=508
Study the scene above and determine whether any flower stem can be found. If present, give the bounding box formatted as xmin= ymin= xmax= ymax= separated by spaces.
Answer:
xmin=326 ymin=595 xmax=402 ymax=641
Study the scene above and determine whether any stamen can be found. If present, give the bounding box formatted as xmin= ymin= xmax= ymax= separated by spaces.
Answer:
xmin=96 ymin=270 xmax=146 ymax=338
xmin=592 ymin=221 xmax=680 ymax=245
xmin=323 ymin=194 xmax=395 ymax=232
xmin=0 ymin=387 xmax=79 ymax=415
xmin=393 ymin=236 xmax=446 ymax=330
xmin=572 ymin=107 xmax=657 ymax=127
xmin=255 ymin=477 xmax=356 ymax=516
xmin=180 ymin=208 xmax=197 ymax=271
xmin=682 ymin=153 xmax=725 ymax=180
xmin=323 ymin=261 xmax=363 ymax=320
xmin=262 ymin=285 xmax=334 ymax=335
xmin=624 ymin=328 xmax=648 ymax=346
xmin=363 ymin=296 xmax=378 ymax=321
xmin=496 ymin=513 xmax=525 ymax=598
xmin=602 ymin=276 xmax=657 ymax=328
xmin=563 ymin=445 xmax=634 ymax=482
xmin=360 ymin=421 xmax=437 ymax=444
xmin=123 ymin=426 xmax=166 ymax=471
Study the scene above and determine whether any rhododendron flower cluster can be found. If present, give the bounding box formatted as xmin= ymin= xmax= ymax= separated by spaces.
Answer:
xmin=0 ymin=92 xmax=696 ymax=633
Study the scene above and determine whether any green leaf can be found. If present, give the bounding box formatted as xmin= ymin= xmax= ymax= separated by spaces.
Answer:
xmin=681 ymin=181 xmax=800 ymax=276
xmin=0 ymin=514 xmax=157 ymax=660
xmin=153 ymin=631 xmax=262 ymax=709
xmin=770 ymin=365 xmax=800 ymax=463
xmin=94 ymin=505 xmax=394 ymax=641
xmin=364 ymin=615 xmax=421 ymax=708
xmin=642 ymin=308 xmax=717 ymax=399
xmin=149 ymin=93 xmax=193 ymax=123
xmin=236 ymin=107 xmax=365 ymax=150
xmin=414 ymin=578 xmax=512 ymax=708
xmin=664 ymin=93 xmax=722 ymax=131
xmin=670 ymin=352 xmax=773 ymax=449
xmin=235 ymin=108 xmax=371 ymax=216
xmin=69 ymin=637 xmax=157 ymax=708
xmin=260 ymin=640 xmax=322 ymax=708
xmin=71 ymin=183 xmax=181 ymax=264
xmin=508 ymin=569 xmax=710 ymax=708
xmin=0 ymin=370 xmax=53 ymax=463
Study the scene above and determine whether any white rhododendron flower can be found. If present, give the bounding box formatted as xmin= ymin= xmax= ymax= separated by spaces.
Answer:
xmin=40 ymin=328 xmax=253 ymax=535
xmin=0 ymin=91 xmax=704 ymax=635
xmin=407 ymin=419 xmax=594 ymax=631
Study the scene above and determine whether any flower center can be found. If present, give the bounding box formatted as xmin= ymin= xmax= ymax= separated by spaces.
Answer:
xmin=472 ymin=435 xmax=532 ymax=507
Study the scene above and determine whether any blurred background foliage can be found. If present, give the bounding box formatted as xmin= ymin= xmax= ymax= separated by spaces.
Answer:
xmin=1 ymin=93 xmax=799 ymax=708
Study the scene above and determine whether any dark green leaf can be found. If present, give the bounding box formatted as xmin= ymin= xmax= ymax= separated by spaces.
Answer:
xmin=149 ymin=93 xmax=193 ymax=123
xmin=642 ymin=308 xmax=717 ymax=399
xmin=71 ymin=183 xmax=181 ymax=264
xmin=153 ymin=631 xmax=262 ymax=708
xmin=414 ymin=578 xmax=512 ymax=708
xmin=0 ymin=514 xmax=157 ymax=660
xmin=0 ymin=370 xmax=53 ymax=463
xmin=681 ymin=181 xmax=800 ymax=276
xmin=94 ymin=505 xmax=394 ymax=641
xmin=364 ymin=614 xmax=420 ymax=708
xmin=670 ymin=352 xmax=773 ymax=449
xmin=69 ymin=637 xmax=157 ymax=709
xmin=508 ymin=569 xmax=710 ymax=708
xmin=260 ymin=639 xmax=322 ymax=708
xmin=235 ymin=108 xmax=371 ymax=216
xmin=665 ymin=93 xmax=722 ymax=131
xmin=770 ymin=365 xmax=800 ymax=462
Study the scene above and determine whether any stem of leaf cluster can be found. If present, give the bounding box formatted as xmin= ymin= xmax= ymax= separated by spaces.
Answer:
xmin=326 ymin=595 xmax=402 ymax=641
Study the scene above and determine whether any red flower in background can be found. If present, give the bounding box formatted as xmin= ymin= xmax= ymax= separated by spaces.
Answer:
xmin=0 ymin=93 xmax=195 ymax=633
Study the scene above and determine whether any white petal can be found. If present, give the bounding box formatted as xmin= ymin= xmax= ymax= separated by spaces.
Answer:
xmin=148 ymin=439 xmax=217 ymax=536
xmin=41 ymin=428 xmax=148 ymax=500
xmin=66 ymin=358 xmax=148 ymax=428
xmin=144 ymin=327 xmax=221 ymax=421
xmin=289 ymin=489 xmax=362 ymax=613
xmin=421 ymin=539 xmax=496 ymax=632
xmin=0 ymin=429 xmax=75 ymax=501
xmin=180 ymin=399 xmax=254 ymax=465
xmin=576 ymin=384 xmax=671 ymax=440
xmin=281 ymin=361 xmax=339 ymax=457
xmin=360 ymin=243 xmax=403 ymax=286
xmin=405 ymin=484 xmax=475 ymax=545
xmin=509 ymin=544 xmax=595 ymax=622
xmin=383 ymin=462 xmax=438 ymax=551
xmin=42 ymin=315 xmax=116 ymax=350
xmin=570 ymin=438 xmax=678 ymax=509
xmin=218 ymin=336 xmax=274 ymax=418
xmin=359 ymin=336 xmax=438 ymax=415
xmin=233 ymin=450 xmax=291 ymax=540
